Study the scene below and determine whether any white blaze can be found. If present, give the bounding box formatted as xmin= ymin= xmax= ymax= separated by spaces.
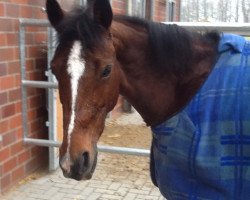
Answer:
xmin=64 ymin=41 xmax=85 ymax=170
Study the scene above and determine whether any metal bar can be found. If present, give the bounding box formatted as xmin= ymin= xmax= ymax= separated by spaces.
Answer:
xmin=98 ymin=145 xmax=150 ymax=157
xmin=163 ymin=22 xmax=250 ymax=35
xmin=24 ymin=138 xmax=60 ymax=147
xmin=47 ymin=27 xmax=59 ymax=171
xmin=22 ymin=80 xmax=58 ymax=89
xmin=23 ymin=138 xmax=150 ymax=157
xmin=150 ymin=0 xmax=155 ymax=21
xmin=19 ymin=22 xmax=29 ymax=139
xmin=19 ymin=18 xmax=50 ymax=27
xmin=19 ymin=19 xmax=250 ymax=34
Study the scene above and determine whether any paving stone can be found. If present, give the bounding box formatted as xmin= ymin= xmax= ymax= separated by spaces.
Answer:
xmin=2 ymin=152 xmax=164 ymax=200
xmin=123 ymin=193 xmax=138 ymax=200
xmin=87 ymin=192 xmax=102 ymax=200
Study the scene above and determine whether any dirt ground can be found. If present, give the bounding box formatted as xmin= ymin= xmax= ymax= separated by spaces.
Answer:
xmin=100 ymin=112 xmax=152 ymax=149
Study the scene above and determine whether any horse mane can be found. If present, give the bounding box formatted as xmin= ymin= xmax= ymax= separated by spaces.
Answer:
xmin=114 ymin=15 xmax=220 ymax=75
xmin=55 ymin=6 xmax=220 ymax=75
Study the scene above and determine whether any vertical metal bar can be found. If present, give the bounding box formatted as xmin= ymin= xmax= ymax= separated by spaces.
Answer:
xmin=47 ymin=27 xmax=59 ymax=171
xmin=127 ymin=0 xmax=132 ymax=16
xmin=19 ymin=23 xmax=29 ymax=140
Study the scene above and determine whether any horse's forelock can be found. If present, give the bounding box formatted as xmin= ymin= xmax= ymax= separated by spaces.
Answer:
xmin=56 ymin=7 xmax=106 ymax=51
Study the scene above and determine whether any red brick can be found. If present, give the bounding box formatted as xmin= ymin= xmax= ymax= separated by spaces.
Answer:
xmin=15 ymin=127 xmax=23 ymax=139
xmin=8 ymin=88 xmax=21 ymax=102
xmin=13 ymin=47 xmax=20 ymax=60
xmin=12 ymin=165 xmax=25 ymax=182
xmin=8 ymin=61 xmax=20 ymax=74
xmin=0 ymin=33 xmax=7 ymax=46
xmin=27 ymin=87 xmax=36 ymax=96
xmin=9 ymin=0 xmax=28 ymax=4
xmin=0 ymin=92 xmax=7 ymax=106
xmin=0 ymin=76 xmax=16 ymax=90
xmin=9 ymin=114 xmax=22 ymax=129
xmin=3 ymin=157 xmax=17 ymax=173
xmin=33 ymin=6 xmax=46 ymax=19
xmin=0 ymin=18 xmax=14 ymax=32
xmin=31 ymin=146 xmax=42 ymax=157
xmin=30 ymin=120 xmax=42 ymax=133
xmin=28 ymin=95 xmax=42 ymax=109
xmin=25 ymin=157 xmax=39 ymax=174
xmin=0 ymin=3 xmax=5 ymax=17
xmin=0 ymin=48 xmax=15 ymax=62
xmin=14 ymin=74 xmax=21 ymax=88
xmin=6 ymin=33 xmax=18 ymax=46
xmin=26 ymin=59 xmax=34 ymax=71
xmin=18 ymin=150 xmax=31 ymax=164
xmin=10 ymin=141 xmax=25 ymax=156
xmin=27 ymin=46 xmax=43 ymax=58
xmin=0 ymin=63 xmax=7 ymax=77
xmin=25 ymin=33 xmax=34 ymax=45
xmin=20 ymin=5 xmax=32 ymax=18
xmin=0 ymin=119 xmax=9 ymax=133
xmin=2 ymin=131 xmax=17 ymax=146
xmin=6 ymin=4 xmax=20 ymax=18
xmin=34 ymin=33 xmax=47 ymax=43
xmin=27 ymin=0 xmax=44 ymax=6
xmin=0 ymin=165 xmax=2 ymax=178
xmin=1 ymin=104 xmax=15 ymax=118
xmin=0 ymin=147 xmax=10 ymax=163
xmin=28 ymin=109 xmax=37 ymax=121
xmin=15 ymin=101 xmax=22 ymax=113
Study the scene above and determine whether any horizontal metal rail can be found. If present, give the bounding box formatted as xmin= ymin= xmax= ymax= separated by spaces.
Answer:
xmin=24 ymin=138 xmax=150 ymax=157
xmin=163 ymin=22 xmax=250 ymax=36
xmin=19 ymin=18 xmax=50 ymax=27
xmin=22 ymin=80 xmax=58 ymax=89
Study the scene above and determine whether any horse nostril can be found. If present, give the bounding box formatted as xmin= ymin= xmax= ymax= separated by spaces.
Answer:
xmin=82 ymin=151 xmax=89 ymax=168
xmin=77 ymin=151 xmax=89 ymax=173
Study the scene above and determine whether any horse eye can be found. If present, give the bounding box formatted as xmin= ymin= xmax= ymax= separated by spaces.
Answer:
xmin=101 ymin=65 xmax=112 ymax=78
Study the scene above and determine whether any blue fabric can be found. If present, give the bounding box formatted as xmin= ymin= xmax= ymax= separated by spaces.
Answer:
xmin=151 ymin=34 xmax=250 ymax=200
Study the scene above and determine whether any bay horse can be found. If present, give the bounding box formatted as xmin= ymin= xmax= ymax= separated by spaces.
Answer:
xmin=46 ymin=0 xmax=250 ymax=199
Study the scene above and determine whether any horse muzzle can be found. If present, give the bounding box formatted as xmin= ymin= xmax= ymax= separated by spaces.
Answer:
xmin=59 ymin=148 xmax=98 ymax=181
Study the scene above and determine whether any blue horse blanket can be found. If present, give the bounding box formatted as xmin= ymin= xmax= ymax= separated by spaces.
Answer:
xmin=151 ymin=34 xmax=250 ymax=200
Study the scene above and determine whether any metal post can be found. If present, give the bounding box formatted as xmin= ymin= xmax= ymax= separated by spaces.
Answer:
xmin=19 ymin=23 xmax=29 ymax=140
xmin=47 ymin=27 xmax=59 ymax=171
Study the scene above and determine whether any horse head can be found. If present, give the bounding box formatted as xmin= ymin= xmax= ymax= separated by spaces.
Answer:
xmin=46 ymin=0 xmax=120 ymax=180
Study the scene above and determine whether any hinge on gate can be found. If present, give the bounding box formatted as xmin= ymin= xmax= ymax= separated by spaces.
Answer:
xmin=46 ymin=121 xmax=50 ymax=127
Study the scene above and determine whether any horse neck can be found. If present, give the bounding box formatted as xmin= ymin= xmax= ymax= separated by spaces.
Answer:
xmin=111 ymin=20 xmax=217 ymax=126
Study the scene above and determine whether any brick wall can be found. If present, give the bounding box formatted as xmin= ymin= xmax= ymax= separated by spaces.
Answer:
xmin=112 ymin=0 xmax=127 ymax=15
xmin=154 ymin=0 xmax=167 ymax=22
xmin=0 ymin=0 xmax=48 ymax=194
xmin=175 ymin=0 xmax=181 ymax=21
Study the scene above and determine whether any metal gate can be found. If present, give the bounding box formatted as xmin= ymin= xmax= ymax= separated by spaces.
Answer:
xmin=19 ymin=11 xmax=250 ymax=171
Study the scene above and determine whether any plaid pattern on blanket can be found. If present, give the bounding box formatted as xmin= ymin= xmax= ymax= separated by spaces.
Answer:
xmin=151 ymin=34 xmax=250 ymax=200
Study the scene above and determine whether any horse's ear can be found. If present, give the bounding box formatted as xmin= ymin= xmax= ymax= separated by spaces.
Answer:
xmin=46 ymin=0 xmax=64 ymax=28
xmin=93 ymin=0 xmax=113 ymax=29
